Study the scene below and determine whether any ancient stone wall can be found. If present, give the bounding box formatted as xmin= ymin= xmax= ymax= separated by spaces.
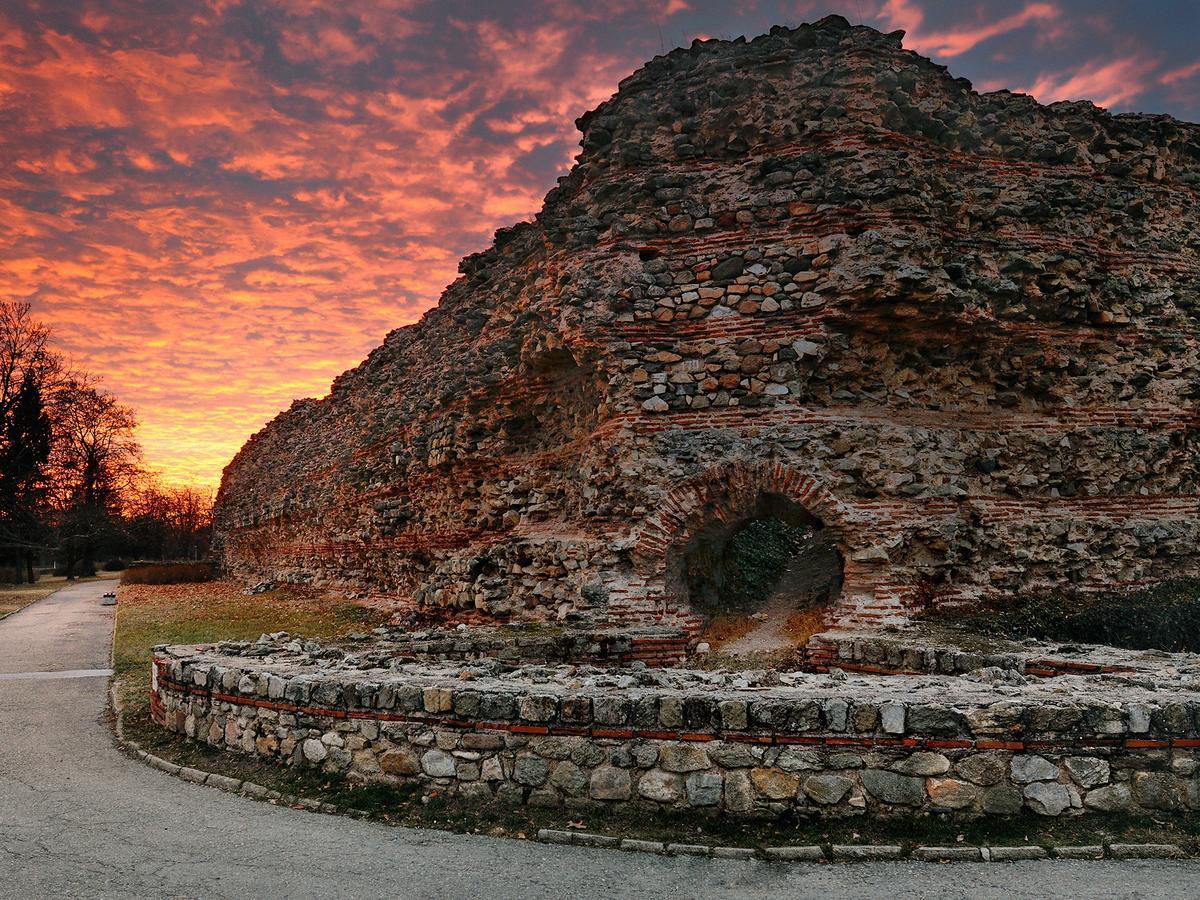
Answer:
xmin=214 ymin=16 xmax=1200 ymax=629
xmin=152 ymin=643 xmax=1200 ymax=819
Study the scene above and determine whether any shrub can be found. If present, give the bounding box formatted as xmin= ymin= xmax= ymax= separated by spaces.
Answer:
xmin=938 ymin=578 xmax=1200 ymax=653
xmin=687 ymin=518 xmax=814 ymax=614
xmin=102 ymin=558 xmax=128 ymax=572
xmin=121 ymin=562 xmax=216 ymax=585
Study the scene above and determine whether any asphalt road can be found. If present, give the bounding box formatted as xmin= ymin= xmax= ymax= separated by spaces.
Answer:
xmin=0 ymin=580 xmax=1197 ymax=899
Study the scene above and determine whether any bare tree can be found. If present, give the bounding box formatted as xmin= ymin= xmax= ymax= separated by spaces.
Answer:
xmin=49 ymin=378 xmax=142 ymax=577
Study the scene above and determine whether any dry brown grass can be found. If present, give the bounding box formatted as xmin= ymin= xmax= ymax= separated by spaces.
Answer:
xmin=113 ymin=581 xmax=391 ymax=701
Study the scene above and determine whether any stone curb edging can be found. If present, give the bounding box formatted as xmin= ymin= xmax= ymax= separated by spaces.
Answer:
xmin=535 ymin=830 xmax=1187 ymax=862
xmin=107 ymin=681 xmax=1190 ymax=864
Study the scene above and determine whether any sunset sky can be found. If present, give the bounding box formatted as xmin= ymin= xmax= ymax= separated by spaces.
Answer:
xmin=4 ymin=0 xmax=1199 ymax=488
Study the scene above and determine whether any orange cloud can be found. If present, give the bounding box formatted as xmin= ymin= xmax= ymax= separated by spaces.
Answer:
xmin=878 ymin=0 xmax=1060 ymax=57
xmin=1021 ymin=54 xmax=1160 ymax=109
xmin=1 ymin=1 xmax=1194 ymax=489
xmin=1161 ymin=60 xmax=1200 ymax=85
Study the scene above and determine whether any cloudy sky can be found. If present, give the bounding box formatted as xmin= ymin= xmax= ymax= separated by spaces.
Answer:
xmin=3 ymin=0 xmax=1198 ymax=486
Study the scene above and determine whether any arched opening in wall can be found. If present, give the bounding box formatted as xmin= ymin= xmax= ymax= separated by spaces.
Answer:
xmin=678 ymin=492 xmax=844 ymax=652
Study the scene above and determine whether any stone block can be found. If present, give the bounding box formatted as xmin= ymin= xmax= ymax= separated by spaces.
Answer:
xmin=802 ymin=774 xmax=852 ymax=805
xmin=380 ymin=748 xmax=420 ymax=775
xmin=1083 ymin=783 xmax=1132 ymax=812
xmin=518 ymin=694 xmax=557 ymax=722
xmin=1023 ymin=782 xmax=1072 ymax=816
xmin=513 ymin=755 xmax=550 ymax=787
xmin=892 ymin=752 xmax=950 ymax=776
xmin=987 ymin=846 xmax=1047 ymax=861
xmin=880 ymin=701 xmax=905 ymax=734
xmin=751 ymin=768 xmax=800 ymax=801
xmin=638 ymin=769 xmax=683 ymax=802
xmin=1064 ymin=756 xmax=1110 ymax=788
xmin=589 ymin=766 xmax=632 ymax=801
xmin=549 ymin=761 xmax=588 ymax=796
xmin=1010 ymin=754 xmax=1059 ymax=783
xmin=765 ymin=846 xmax=824 ymax=861
xmin=912 ymin=846 xmax=982 ymax=862
xmin=1133 ymin=772 xmax=1187 ymax=811
xmin=658 ymin=743 xmax=709 ymax=772
xmin=685 ymin=773 xmax=723 ymax=807
xmin=927 ymin=778 xmax=977 ymax=810
xmin=861 ymin=769 xmax=925 ymax=806
xmin=980 ymin=785 xmax=1023 ymax=815
xmin=422 ymin=687 xmax=452 ymax=714
xmin=956 ymin=752 xmax=1008 ymax=786
xmin=421 ymin=750 xmax=456 ymax=778
xmin=724 ymin=770 xmax=754 ymax=812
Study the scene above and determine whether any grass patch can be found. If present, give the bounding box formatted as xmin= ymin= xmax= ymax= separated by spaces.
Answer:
xmin=0 ymin=582 xmax=57 ymax=619
xmin=0 ymin=573 xmax=116 ymax=620
xmin=114 ymin=581 xmax=390 ymax=703
xmin=121 ymin=562 xmax=216 ymax=585
xmin=933 ymin=578 xmax=1200 ymax=653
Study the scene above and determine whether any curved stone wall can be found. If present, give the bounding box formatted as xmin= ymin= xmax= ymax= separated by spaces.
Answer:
xmin=152 ymin=643 xmax=1200 ymax=819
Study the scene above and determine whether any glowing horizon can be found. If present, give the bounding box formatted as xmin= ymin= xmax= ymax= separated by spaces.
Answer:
xmin=5 ymin=1 xmax=1198 ymax=488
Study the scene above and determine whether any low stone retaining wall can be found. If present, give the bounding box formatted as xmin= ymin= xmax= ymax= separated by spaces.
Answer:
xmin=801 ymin=631 xmax=1153 ymax=679
xmin=152 ymin=642 xmax=1200 ymax=820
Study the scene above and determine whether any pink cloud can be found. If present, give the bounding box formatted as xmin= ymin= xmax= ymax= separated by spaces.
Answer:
xmin=1161 ymin=60 xmax=1200 ymax=85
xmin=1021 ymin=54 xmax=1160 ymax=109
xmin=878 ymin=0 xmax=1061 ymax=57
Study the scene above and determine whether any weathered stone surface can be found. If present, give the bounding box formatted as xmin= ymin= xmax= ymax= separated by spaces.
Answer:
xmin=589 ymin=766 xmax=632 ymax=801
xmin=803 ymin=774 xmax=853 ymax=805
xmin=956 ymin=753 xmax=1008 ymax=786
xmin=513 ymin=755 xmax=550 ymax=787
xmin=301 ymin=738 xmax=327 ymax=764
xmin=212 ymin=16 xmax=1200 ymax=632
xmin=637 ymin=769 xmax=683 ymax=802
xmin=892 ymin=752 xmax=950 ymax=776
xmin=751 ymin=768 xmax=799 ymax=801
xmin=685 ymin=772 xmax=723 ymax=806
xmin=1133 ymin=772 xmax=1188 ymax=811
xmin=379 ymin=748 xmax=420 ymax=775
xmin=1023 ymin=782 xmax=1072 ymax=816
xmin=1010 ymin=755 xmax=1059 ymax=783
xmin=1064 ymin=757 xmax=1110 ymax=789
xmin=658 ymin=743 xmax=709 ymax=773
xmin=861 ymin=769 xmax=925 ymax=806
xmin=549 ymin=761 xmax=588 ymax=796
xmin=421 ymin=750 xmax=457 ymax=778
xmin=723 ymin=770 xmax=754 ymax=812
xmin=1083 ymin=783 xmax=1133 ymax=812
xmin=980 ymin=785 xmax=1024 ymax=815
xmin=927 ymin=778 xmax=978 ymax=810
xmin=880 ymin=702 xmax=905 ymax=735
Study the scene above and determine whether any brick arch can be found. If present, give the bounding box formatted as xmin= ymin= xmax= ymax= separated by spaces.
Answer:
xmin=631 ymin=461 xmax=852 ymax=577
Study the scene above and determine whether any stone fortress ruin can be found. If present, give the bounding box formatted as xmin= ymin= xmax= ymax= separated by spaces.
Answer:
xmin=214 ymin=17 xmax=1200 ymax=635
xmin=164 ymin=18 xmax=1200 ymax=824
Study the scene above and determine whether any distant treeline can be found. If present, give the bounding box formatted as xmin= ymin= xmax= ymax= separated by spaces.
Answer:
xmin=0 ymin=301 xmax=213 ymax=582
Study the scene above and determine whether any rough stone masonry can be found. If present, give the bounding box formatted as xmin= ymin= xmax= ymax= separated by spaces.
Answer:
xmin=214 ymin=16 xmax=1200 ymax=630
xmin=152 ymin=636 xmax=1200 ymax=820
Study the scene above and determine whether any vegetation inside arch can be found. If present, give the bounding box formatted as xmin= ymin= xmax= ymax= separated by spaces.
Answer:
xmin=682 ymin=494 xmax=843 ymax=617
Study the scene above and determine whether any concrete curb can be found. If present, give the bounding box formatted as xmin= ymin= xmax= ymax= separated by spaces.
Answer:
xmin=109 ymin=680 xmax=1192 ymax=865
xmin=534 ymin=830 xmax=1189 ymax=863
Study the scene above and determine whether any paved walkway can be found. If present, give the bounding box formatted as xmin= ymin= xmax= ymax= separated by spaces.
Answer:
xmin=0 ymin=580 xmax=1196 ymax=899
